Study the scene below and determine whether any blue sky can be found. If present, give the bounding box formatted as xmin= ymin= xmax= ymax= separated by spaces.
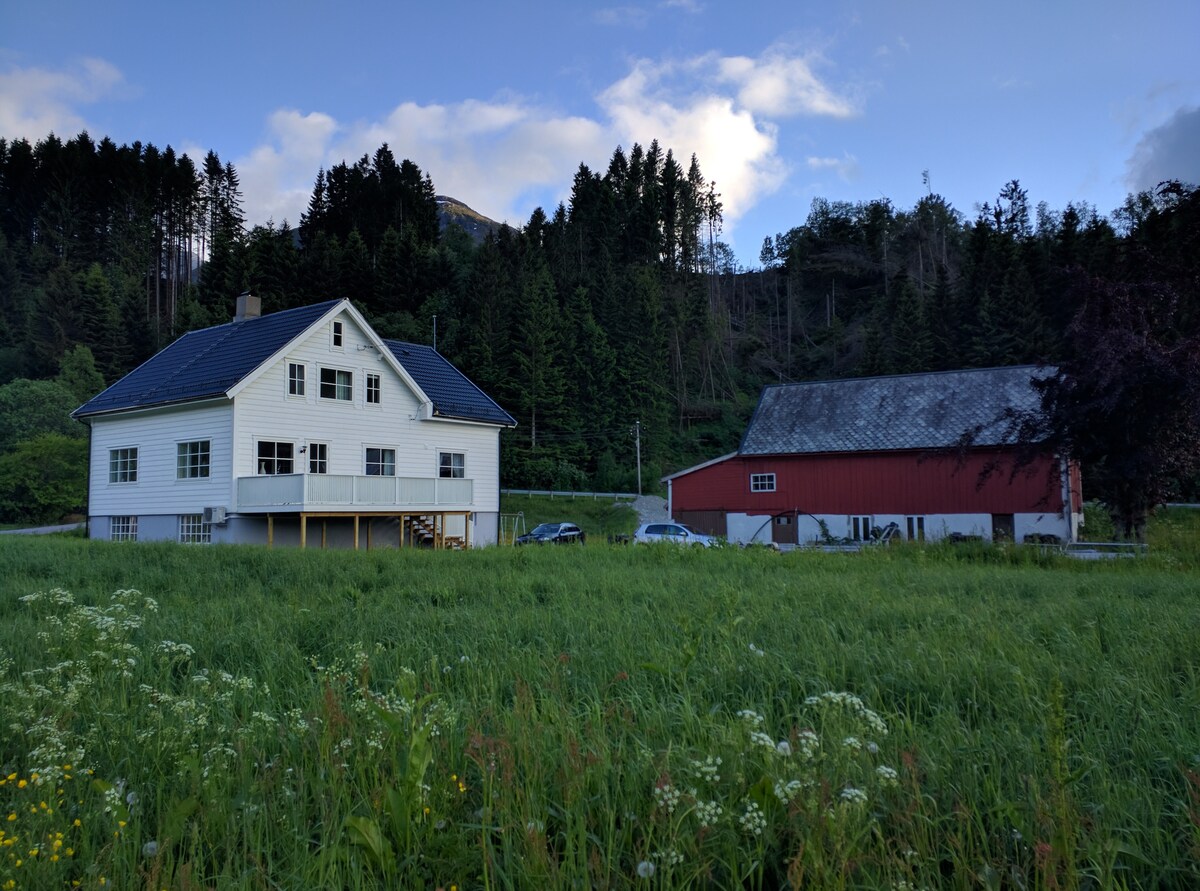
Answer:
xmin=3 ymin=0 xmax=1197 ymax=265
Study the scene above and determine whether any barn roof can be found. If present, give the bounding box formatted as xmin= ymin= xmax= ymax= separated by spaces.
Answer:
xmin=74 ymin=299 xmax=515 ymax=426
xmin=739 ymin=365 xmax=1050 ymax=456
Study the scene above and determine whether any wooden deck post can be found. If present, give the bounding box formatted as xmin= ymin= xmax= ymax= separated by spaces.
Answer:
xmin=299 ymin=514 xmax=307 ymax=549
xmin=267 ymin=515 xmax=274 ymax=549
xmin=355 ymin=515 xmax=361 ymax=551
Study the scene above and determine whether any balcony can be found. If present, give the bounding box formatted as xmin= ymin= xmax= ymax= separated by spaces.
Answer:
xmin=237 ymin=473 xmax=474 ymax=513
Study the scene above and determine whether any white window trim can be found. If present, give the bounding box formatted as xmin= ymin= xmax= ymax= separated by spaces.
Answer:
xmin=111 ymin=516 xmax=138 ymax=542
xmin=365 ymin=372 xmax=382 ymax=407
xmin=287 ymin=361 xmax=307 ymax=398
xmin=749 ymin=472 xmax=776 ymax=493
xmin=364 ymin=445 xmax=397 ymax=477
xmin=175 ymin=439 xmax=212 ymax=480
xmin=437 ymin=449 xmax=466 ymax=479
xmin=179 ymin=514 xmax=212 ymax=544
xmin=108 ymin=446 xmax=139 ymax=485
xmin=306 ymin=441 xmax=330 ymax=475
xmin=318 ymin=365 xmax=354 ymax=402
xmin=255 ymin=439 xmax=297 ymax=475
xmin=331 ymin=319 xmax=345 ymax=350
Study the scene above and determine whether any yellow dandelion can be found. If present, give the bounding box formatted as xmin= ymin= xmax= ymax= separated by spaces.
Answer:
xmin=118 ymin=820 xmax=127 ymax=828
xmin=66 ymin=847 xmax=74 ymax=856
xmin=73 ymin=819 xmax=81 ymax=827
xmin=16 ymin=780 xmax=26 ymax=789
xmin=6 ymin=813 xmax=14 ymax=821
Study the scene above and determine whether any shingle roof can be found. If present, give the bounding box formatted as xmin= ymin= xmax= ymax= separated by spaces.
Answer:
xmin=73 ymin=300 xmax=516 ymax=427
xmin=74 ymin=301 xmax=340 ymax=417
xmin=383 ymin=340 xmax=515 ymax=426
xmin=739 ymin=365 xmax=1050 ymax=456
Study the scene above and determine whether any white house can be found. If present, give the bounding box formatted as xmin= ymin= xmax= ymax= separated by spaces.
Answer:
xmin=73 ymin=295 xmax=516 ymax=548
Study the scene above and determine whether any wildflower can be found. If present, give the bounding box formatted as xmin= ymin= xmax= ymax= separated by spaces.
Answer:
xmin=738 ymin=800 xmax=767 ymax=836
xmin=775 ymin=740 xmax=792 ymax=756
xmin=653 ymin=783 xmax=682 ymax=814
xmin=636 ymin=860 xmax=656 ymax=878
xmin=774 ymin=778 xmax=805 ymax=804
xmin=142 ymin=840 xmax=159 ymax=857
xmin=876 ymin=765 xmax=900 ymax=787
xmin=695 ymin=799 xmax=723 ymax=827
xmin=748 ymin=643 xmax=766 ymax=657
xmin=749 ymin=730 xmax=775 ymax=749
xmin=736 ymin=709 xmax=764 ymax=726
xmin=843 ymin=736 xmax=863 ymax=751
xmin=839 ymin=786 xmax=868 ymax=806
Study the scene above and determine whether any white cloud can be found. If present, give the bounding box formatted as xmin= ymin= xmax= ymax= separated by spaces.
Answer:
xmin=1125 ymin=106 xmax=1200 ymax=193
xmin=805 ymin=153 xmax=860 ymax=182
xmin=715 ymin=51 xmax=857 ymax=118
xmin=0 ymin=58 xmax=124 ymax=141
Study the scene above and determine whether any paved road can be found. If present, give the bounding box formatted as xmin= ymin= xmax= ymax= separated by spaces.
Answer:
xmin=0 ymin=522 xmax=85 ymax=536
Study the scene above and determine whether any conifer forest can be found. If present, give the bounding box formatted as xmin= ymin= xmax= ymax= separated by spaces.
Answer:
xmin=0 ymin=132 xmax=1196 ymax=522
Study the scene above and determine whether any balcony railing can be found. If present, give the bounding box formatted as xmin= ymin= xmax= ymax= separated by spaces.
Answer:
xmin=237 ymin=474 xmax=474 ymax=513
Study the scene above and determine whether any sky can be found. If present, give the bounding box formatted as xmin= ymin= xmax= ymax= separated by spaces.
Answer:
xmin=2 ymin=0 xmax=1198 ymax=266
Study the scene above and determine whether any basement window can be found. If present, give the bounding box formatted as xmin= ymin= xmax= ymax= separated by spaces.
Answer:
xmin=906 ymin=516 xmax=926 ymax=541
xmin=851 ymin=516 xmax=873 ymax=541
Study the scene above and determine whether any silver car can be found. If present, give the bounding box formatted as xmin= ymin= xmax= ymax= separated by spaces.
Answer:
xmin=633 ymin=521 xmax=717 ymax=547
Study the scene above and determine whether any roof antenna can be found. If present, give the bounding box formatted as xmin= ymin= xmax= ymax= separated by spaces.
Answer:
xmin=432 ymin=314 xmax=437 ymax=352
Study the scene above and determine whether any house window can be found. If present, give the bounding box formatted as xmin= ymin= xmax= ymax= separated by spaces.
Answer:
xmin=110 ymin=516 xmax=137 ymax=542
xmin=108 ymin=447 xmax=138 ymax=483
xmin=332 ymin=320 xmax=344 ymax=349
xmin=288 ymin=362 xmax=306 ymax=396
xmin=906 ymin=516 xmax=926 ymax=541
xmin=365 ymin=447 xmax=396 ymax=476
xmin=851 ymin=516 xmax=873 ymax=541
xmin=319 ymin=367 xmax=353 ymax=401
xmin=308 ymin=442 xmax=328 ymax=475
xmin=179 ymin=514 xmax=212 ymax=544
xmin=750 ymin=473 xmax=776 ymax=493
xmin=366 ymin=373 xmax=381 ymax=405
xmin=439 ymin=451 xmax=465 ymax=479
xmin=176 ymin=440 xmax=211 ymax=479
xmin=257 ymin=441 xmax=294 ymax=474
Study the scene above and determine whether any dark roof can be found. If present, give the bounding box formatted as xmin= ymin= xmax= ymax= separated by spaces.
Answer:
xmin=739 ymin=365 xmax=1050 ymax=456
xmin=73 ymin=300 xmax=515 ymax=427
xmin=74 ymin=301 xmax=340 ymax=417
xmin=384 ymin=340 xmax=515 ymax=426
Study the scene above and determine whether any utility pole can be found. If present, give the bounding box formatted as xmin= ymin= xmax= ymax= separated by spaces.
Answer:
xmin=633 ymin=419 xmax=642 ymax=495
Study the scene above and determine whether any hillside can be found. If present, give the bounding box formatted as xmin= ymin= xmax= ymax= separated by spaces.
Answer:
xmin=436 ymin=194 xmax=507 ymax=243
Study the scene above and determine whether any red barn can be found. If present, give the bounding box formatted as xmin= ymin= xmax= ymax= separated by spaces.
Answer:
xmin=665 ymin=366 xmax=1082 ymax=545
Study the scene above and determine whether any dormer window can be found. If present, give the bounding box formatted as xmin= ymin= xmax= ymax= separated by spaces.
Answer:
xmin=332 ymin=320 xmax=344 ymax=349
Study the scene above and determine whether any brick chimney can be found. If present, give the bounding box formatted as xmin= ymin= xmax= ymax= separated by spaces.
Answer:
xmin=235 ymin=291 xmax=261 ymax=322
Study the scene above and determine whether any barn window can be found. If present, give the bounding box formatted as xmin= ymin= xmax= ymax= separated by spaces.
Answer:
xmin=750 ymin=473 xmax=776 ymax=492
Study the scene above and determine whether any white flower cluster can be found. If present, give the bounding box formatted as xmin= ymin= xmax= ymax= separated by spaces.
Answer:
xmin=653 ymin=848 xmax=684 ymax=867
xmin=749 ymin=730 xmax=776 ymax=750
xmin=804 ymin=691 xmax=888 ymax=737
xmin=654 ymin=782 xmax=682 ymax=814
xmin=738 ymin=800 xmax=767 ymax=836
xmin=875 ymin=764 xmax=900 ymax=787
xmin=694 ymin=798 xmax=724 ymax=827
xmin=839 ymin=786 xmax=868 ymax=806
xmin=773 ymin=778 xmax=805 ymax=805
xmin=736 ymin=709 xmax=765 ymax=726
xmin=689 ymin=755 xmax=722 ymax=783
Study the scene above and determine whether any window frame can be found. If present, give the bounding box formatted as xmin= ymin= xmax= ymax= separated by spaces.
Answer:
xmin=906 ymin=515 xmax=926 ymax=541
xmin=110 ymin=516 xmax=138 ymax=542
xmin=287 ymin=361 xmax=306 ymax=397
xmin=850 ymin=515 xmax=873 ymax=541
xmin=256 ymin=440 xmax=295 ymax=475
xmin=108 ymin=447 xmax=138 ymax=484
xmin=438 ymin=451 xmax=465 ymax=479
xmin=331 ymin=319 xmax=344 ymax=350
xmin=319 ymin=366 xmax=354 ymax=402
xmin=176 ymin=440 xmax=211 ymax=480
xmin=307 ymin=441 xmax=329 ymax=475
xmin=365 ymin=446 xmax=396 ymax=477
xmin=366 ymin=372 xmax=381 ymax=405
xmin=749 ymin=472 xmax=776 ymax=493
xmin=178 ymin=514 xmax=212 ymax=544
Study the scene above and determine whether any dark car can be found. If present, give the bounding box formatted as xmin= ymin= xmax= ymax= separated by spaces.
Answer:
xmin=515 ymin=522 xmax=586 ymax=545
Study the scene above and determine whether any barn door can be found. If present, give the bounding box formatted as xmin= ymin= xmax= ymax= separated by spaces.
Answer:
xmin=772 ymin=514 xmax=796 ymax=544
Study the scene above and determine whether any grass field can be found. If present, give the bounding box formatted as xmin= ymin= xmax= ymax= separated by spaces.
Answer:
xmin=1 ymin=511 xmax=1198 ymax=889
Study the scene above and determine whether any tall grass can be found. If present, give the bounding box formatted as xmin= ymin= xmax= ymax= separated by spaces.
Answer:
xmin=1 ymin=535 xmax=1198 ymax=889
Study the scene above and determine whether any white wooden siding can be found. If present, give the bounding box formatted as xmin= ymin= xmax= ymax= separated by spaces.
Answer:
xmin=231 ymin=309 xmax=502 ymax=512
xmin=87 ymin=401 xmax=235 ymax=516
